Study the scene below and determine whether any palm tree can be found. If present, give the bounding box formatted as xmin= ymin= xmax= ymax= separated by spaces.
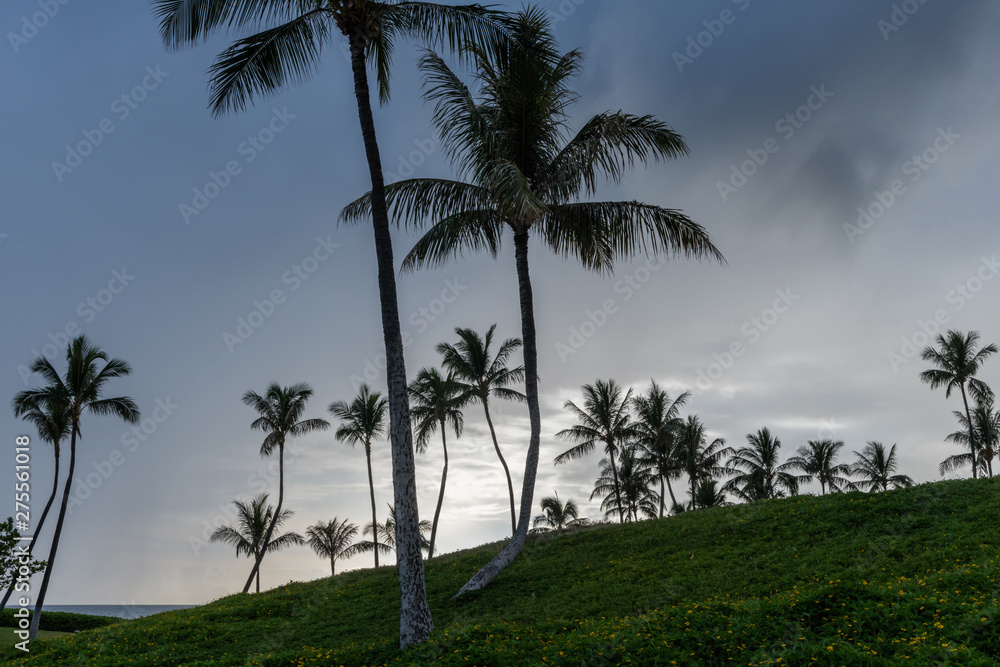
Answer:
xmin=341 ymin=8 xmax=723 ymax=595
xmin=788 ymin=439 xmax=854 ymax=495
xmin=330 ymin=384 xmax=388 ymax=567
xmin=920 ymin=330 xmax=997 ymax=479
xmin=851 ymin=442 xmax=914 ymax=492
xmin=210 ymin=494 xmax=304 ymax=593
xmin=943 ymin=400 xmax=1000 ymax=478
xmin=632 ymin=382 xmax=688 ymax=518
xmin=555 ymin=379 xmax=637 ymax=524
xmin=153 ymin=0 xmax=509 ymax=645
xmin=675 ymin=416 xmax=730 ymax=510
xmin=692 ymin=479 xmax=729 ymax=509
xmin=241 ymin=383 xmax=328 ymax=593
xmin=408 ymin=368 xmax=468 ymax=559
xmin=11 ymin=335 xmax=139 ymax=638
xmin=305 ymin=518 xmax=363 ymax=576
xmin=437 ymin=325 xmax=524 ymax=535
xmin=531 ymin=493 xmax=585 ymax=533
xmin=724 ymin=428 xmax=800 ymax=502
xmin=590 ymin=445 xmax=657 ymax=522
xmin=355 ymin=504 xmax=431 ymax=556
xmin=0 ymin=397 xmax=70 ymax=611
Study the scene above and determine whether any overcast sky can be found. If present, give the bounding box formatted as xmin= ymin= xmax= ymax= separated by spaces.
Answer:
xmin=3 ymin=1 xmax=1000 ymax=605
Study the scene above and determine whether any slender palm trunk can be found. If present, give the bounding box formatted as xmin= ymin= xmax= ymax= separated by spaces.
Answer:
xmin=330 ymin=556 xmax=336 ymax=577
xmin=482 ymin=399 xmax=517 ymax=534
xmin=658 ymin=476 xmax=665 ymax=518
xmin=960 ymin=384 xmax=979 ymax=479
xmin=664 ymin=474 xmax=678 ymax=514
xmin=243 ymin=442 xmax=283 ymax=593
xmin=608 ymin=444 xmax=625 ymax=523
xmin=0 ymin=442 xmax=59 ymax=611
xmin=428 ymin=421 xmax=450 ymax=560
xmin=364 ymin=443 xmax=380 ymax=568
xmin=348 ymin=35 xmax=431 ymax=646
xmin=690 ymin=473 xmax=697 ymax=511
xmin=29 ymin=429 xmax=76 ymax=639
xmin=455 ymin=226 xmax=540 ymax=597
xmin=254 ymin=548 xmax=261 ymax=594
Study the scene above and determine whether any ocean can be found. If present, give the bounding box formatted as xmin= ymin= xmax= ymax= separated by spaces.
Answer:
xmin=7 ymin=605 xmax=195 ymax=619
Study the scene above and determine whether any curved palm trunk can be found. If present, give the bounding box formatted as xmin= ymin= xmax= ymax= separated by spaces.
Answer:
xmin=482 ymin=399 xmax=517 ymax=534
xmin=0 ymin=442 xmax=59 ymax=611
xmin=427 ymin=421 xmax=449 ymax=560
xmin=364 ymin=443 xmax=380 ymax=568
xmin=348 ymin=36 xmax=432 ymax=646
xmin=455 ymin=227 xmax=541 ymax=597
xmin=960 ymin=383 xmax=979 ymax=479
xmin=608 ymin=445 xmax=625 ymax=523
xmin=243 ymin=442 xmax=284 ymax=593
xmin=664 ymin=473 xmax=678 ymax=515
xmin=29 ymin=430 xmax=76 ymax=639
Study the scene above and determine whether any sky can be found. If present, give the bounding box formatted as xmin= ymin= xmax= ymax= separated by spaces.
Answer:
xmin=2 ymin=0 xmax=1000 ymax=606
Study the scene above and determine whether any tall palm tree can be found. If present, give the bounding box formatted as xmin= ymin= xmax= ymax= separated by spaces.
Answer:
xmin=943 ymin=400 xmax=1000 ymax=478
xmin=0 ymin=397 xmax=70 ymax=611
xmin=531 ymin=493 xmax=584 ymax=533
xmin=724 ymin=428 xmax=800 ymax=502
xmin=241 ymin=383 xmax=328 ymax=593
xmin=675 ymin=415 xmax=730 ymax=510
xmin=305 ymin=518 xmax=362 ymax=576
xmin=355 ymin=504 xmax=431 ymax=556
xmin=342 ymin=8 xmax=723 ymax=595
xmin=210 ymin=494 xmax=304 ymax=593
xmin=632 ymin=382 xmax=688 ymax=518
xmin=330 ymin=384 xmax=388 ymax=567
xmin=788 ymin=439 xmax=854 ymax=495
xmin=153 ymin=0 xmax=509 ymax=645
xmin=437 ymin=325 xmax=524 ymax=535
xmin=590 ymin=445 xmax=657 ymax=522
xmin=920 ymin=330 xmax=997 ymax=479
xmin=555 ymin=379 xmax=637 ymax=524
xmin=408 ymin=368 xmax=468 ymax=559
xmin=851 ymin=442 xmax=914 ymax=492
xmin=11 ymin=335 xmax=139 ymax=638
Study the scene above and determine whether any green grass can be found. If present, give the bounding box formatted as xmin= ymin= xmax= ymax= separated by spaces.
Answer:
xmin=1 ymin=628 xmax=73 ymax=644
xmin=4 ymin=478 xmax=1000 ymax=665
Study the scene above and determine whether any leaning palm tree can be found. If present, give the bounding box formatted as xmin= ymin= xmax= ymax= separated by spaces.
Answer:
xmin=330 ymin=384 xmax=388 ymax=567
xmin=590 ymin=446 xmax=657 ymax=522
xmin=851 ymin=442 xmax=914 ymax=492
xmin=408 ymin=368 xmax=468 ymax=559
xmin=0 ymin=397 xmax=70 ymax=611
xmin=920 ymin=330 xmax=997 ymax=479
xmin=341 ymin=8 xmax=723 ymax=595
xmin=305 ymin=518 xmax=363 ymax=576
xmin=153 ymin=0 xmax=510 ymax=645
xmin=724 ymin=428 xmax=800 ymax=502
xmin=438 ymin=325 xmax=524 ymax=535
xmin=787 ymin=439 xmax=854 ymax=495
xmin=943 ymin=400 xmax=1000 ymax=478
xmin=531 ymin=493 xmax=585 ymax=533
xmin=210 ymin=494 xmax=304 ymax=593
xmin=555 ymin=379 xmax=637 ymax=524
xmin=632 ymin=382 xmax=688 ymax=518
xmin=12 ymin=335 xmax=139 ymax=638
xmin=675 ymin=415 xmax=730 ymax=510
xmin=241 ymin=383 xmax=328 ymax=593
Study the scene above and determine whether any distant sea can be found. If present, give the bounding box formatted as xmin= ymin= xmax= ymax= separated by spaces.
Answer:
xmin=6 ymin=605 xmax=194 ymax=619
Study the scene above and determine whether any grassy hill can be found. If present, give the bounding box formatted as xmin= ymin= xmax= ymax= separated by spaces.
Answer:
xmin=4 ymin=478 xmax=1000 ymax=665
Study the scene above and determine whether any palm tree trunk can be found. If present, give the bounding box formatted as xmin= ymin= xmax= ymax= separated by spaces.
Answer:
xmin=331 ymin=556 xmax=336 ymax=577
xmin=664 ymin=475 xmax=678 ymax=514
xmin=349 ymin=34 xmax=432 ymax=647
xmin=243 ymin=442 xmax=284 ymax=593
xmin=608 ymin=445 xmax=625 ymax=523
xmin=365 ymin=443 xmax=379 ymax=568
xmin=690 ymin=474 xmax=697 ymax=511
xmin=255 ymin=549 xmax=261 ymax=594
xmin=454 ymin=226 xmax=541 ymax=597
xmin=0 ymin=442 xmax=59 ymax=611
xmin=482 ymin=399 xmax=517 ymax=534
xmin=658 ymin=476 xmax=665 ymax=518
xmin=960 ymin=383 xmax=979 ymax=479
xmin=29 ymin=429 xmax=76 ymax=639
xmin=427 ymin=421 xmax=449 ymax=560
